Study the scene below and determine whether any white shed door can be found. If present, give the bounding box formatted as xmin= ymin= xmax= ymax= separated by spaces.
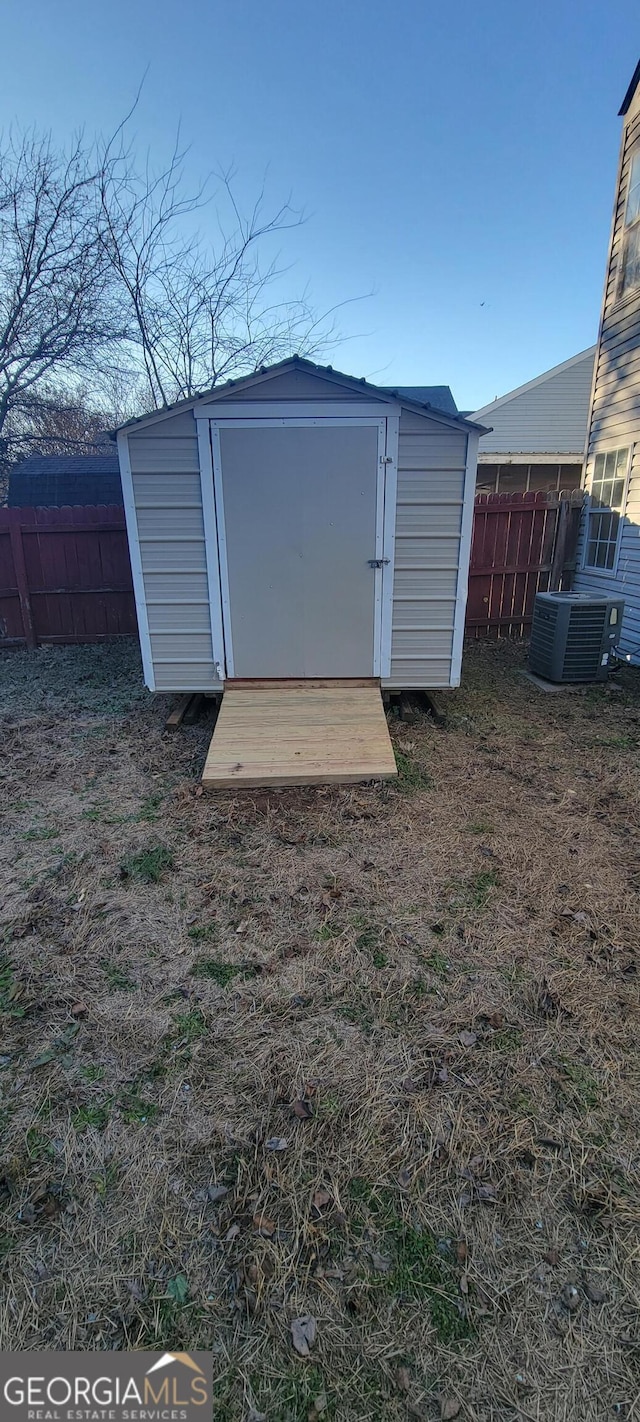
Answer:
xmin=215 ymin=422 xmax=382 ymax=678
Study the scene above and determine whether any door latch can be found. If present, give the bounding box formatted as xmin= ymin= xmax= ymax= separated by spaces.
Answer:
xmin=368 ymin=558 xmax=390 ymax=568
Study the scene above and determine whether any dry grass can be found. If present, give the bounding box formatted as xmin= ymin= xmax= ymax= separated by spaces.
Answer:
xmin=1 ymin=637 xmax=640 ymax=1420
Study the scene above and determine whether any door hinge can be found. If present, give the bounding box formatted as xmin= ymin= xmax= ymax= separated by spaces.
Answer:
xmin=368 ymin=558 xmax=390 ymax=568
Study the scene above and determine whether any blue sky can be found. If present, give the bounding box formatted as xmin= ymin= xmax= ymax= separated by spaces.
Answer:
xmin=1 ymin=0 xmax=638 ymax=408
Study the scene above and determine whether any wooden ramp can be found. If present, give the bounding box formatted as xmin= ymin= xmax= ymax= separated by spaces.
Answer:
xmin=202 ymin=680 xmax=397 ymax=789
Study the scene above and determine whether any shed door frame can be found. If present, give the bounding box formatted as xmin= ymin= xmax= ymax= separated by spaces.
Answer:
xmin=207 ymin=415 xmax=398 ymax=680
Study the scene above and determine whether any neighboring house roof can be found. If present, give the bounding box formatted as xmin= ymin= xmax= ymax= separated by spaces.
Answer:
xmin=620 ymin=59 xmax=640 ymax=116
xmin=471 ymin=347 xmax=596 ymax=457
xmin=8 ymin=454 xmax=122 ymax=508
xmin=381 ymin=385 xmax=458 ymax=415
xmin=116 ymin=356 xmax=487 ymax=435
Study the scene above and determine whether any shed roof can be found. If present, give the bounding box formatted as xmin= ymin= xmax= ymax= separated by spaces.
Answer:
xmin=117 ymin=357 xmax=487 ymax=436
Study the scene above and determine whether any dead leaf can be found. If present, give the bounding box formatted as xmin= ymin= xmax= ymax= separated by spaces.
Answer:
xmin=459 ymin=1272 xmax=469 ymax=1295
xmin=456 ymin=1240 xmax=468 ymax=1263
xmin=207 ymin=1184 xmax=229 ymax=1203
xmin=236 ymin=920 xmax=249 ymax=934
xmin=369 ymin=1250 xmax=391 ymax=1273
xmin=584 ymin=1278 xmax=607 ymax=1303
xmin=396 ymin=1366 xmax=412 ymax=1393
xmin=477 ymin=1183 xmax=497 ymax=1202
xmin=440 ymin=1400 xmax=461 ymax=1421
xmin=308 ymin=1394 xmax=327 ymax=1420
xmin=544 ymin=1247 xmax=559 ymax=1266
xmin=312 ymin=1188 xmax=332 ymax=1211
xmin=253 ymin=1213 xmax=276 ymax=1238
xmin=487 ymin=1010 xmax=503 ymax=1029
xmin=70 ymin=1001 xmax=88 ymax=1016
xmin=265 ymin=1137 xmax=288 ymax=1151
xmin=291 ymin=1314 xmax=317 ymax=1357
xmin=397 ymin=1166 xmax=411 ymax=1189
xmin=459 ymin=1030 xmax=477 ymax=1047
xmin=225 ymin=1223 xmax=240 ymax=1242
xmin=293 ymin=1099 xmax=313 ymax=1120
xmin=561 ymin=1282 xmax=581 ymax=1312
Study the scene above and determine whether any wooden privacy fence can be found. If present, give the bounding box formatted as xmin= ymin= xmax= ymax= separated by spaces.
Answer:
xmin=466 ymin=490 xmax=584 ymax=638
xmin=0 ymin=492 xmax=583 ymax=652
xmin=0 ymin=506 xmax=137 ymax=648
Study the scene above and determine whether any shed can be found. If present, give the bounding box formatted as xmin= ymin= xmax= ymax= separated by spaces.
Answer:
xmin=116 ymin=358 xmax=485 ymax=699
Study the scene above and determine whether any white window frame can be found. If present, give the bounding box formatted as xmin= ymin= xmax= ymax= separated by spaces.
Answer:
xmin=207 ymin=414 xmax=398 ymax=680
xmin=581 ymin=444 xmax=633 ymax=576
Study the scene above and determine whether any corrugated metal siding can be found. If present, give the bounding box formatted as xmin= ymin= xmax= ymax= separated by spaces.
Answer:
xmin=386 ymin=414 xmax=467 ymax=688
xmin=574 ymin=87 xmax=640 ymax=663
xmin=475 ymin=351 xmax=595 ymax=455
xmin=127 ymin=411 xmax=220 ymax=690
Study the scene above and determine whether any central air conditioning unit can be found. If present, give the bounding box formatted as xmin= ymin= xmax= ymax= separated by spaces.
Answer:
xmin=529 ymin=592 xmax=625 ymax=683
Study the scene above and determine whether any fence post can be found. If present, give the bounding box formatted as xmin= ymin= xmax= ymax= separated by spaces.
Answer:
xmin=8 ymin=511 xmax=37 ymax=648
xmin=549 ymin=496 xmax=578 ymax=592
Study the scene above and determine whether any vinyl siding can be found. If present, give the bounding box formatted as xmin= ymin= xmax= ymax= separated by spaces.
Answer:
xmin=574 ymin=446 xmax=640 ymax=658
xmin=126 ymin=411 xmax=221 ymax=691
xmin=386 ymin=410 xmax=467 ymax=688
xmin=573 ymin=85 xmax=640 ymax=663
xmin=473 ymin=350 xmax=595 ymax=455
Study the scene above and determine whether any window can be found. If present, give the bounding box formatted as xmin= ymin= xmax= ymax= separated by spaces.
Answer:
xmin=584 ymin=447 xmax=630 ymax=570
xmin=619 ymin=148 xmax=640 ymax=296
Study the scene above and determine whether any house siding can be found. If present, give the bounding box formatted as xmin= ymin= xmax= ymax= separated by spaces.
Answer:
xmin=573 ymin=82 xmax=640 ymax=662
xmin=574 ymin=446 xmax=640 ymax=657
xmin=386 ymin=411 xmax=467 ymax=688
xmin=473 ymin=350 xmax=595 ymax=455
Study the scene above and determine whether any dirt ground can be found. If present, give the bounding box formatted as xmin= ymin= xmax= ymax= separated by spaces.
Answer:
xmin=1 ymin=637 xmax=639 ymax=1421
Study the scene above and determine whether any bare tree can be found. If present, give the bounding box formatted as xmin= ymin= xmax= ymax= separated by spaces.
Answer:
xmin=4 ymin=383 xmax=124 ymax=460
xmin=0 ymin=110 xmax=349 ymax=469
xmin=96 ymin=133 xmax=341 ymax=407
xmin=0 ymin=129 xmax=125 ymax=456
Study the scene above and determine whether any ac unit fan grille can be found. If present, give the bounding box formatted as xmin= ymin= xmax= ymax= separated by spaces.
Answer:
xmin=562 ymin=606 xmax=609 ymax=680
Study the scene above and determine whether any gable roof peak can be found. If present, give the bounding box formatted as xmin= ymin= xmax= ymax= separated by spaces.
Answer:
xmin=620 ymin=59 xmax=640 ymax=116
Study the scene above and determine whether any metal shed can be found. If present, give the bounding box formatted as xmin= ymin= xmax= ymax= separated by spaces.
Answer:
xmin=116 ymin=358 xmax=485 ymax=704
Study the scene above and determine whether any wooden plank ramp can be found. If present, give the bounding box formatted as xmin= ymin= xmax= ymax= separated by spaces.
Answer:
xmin=202 ymin=680 xmax=397 ymax=789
